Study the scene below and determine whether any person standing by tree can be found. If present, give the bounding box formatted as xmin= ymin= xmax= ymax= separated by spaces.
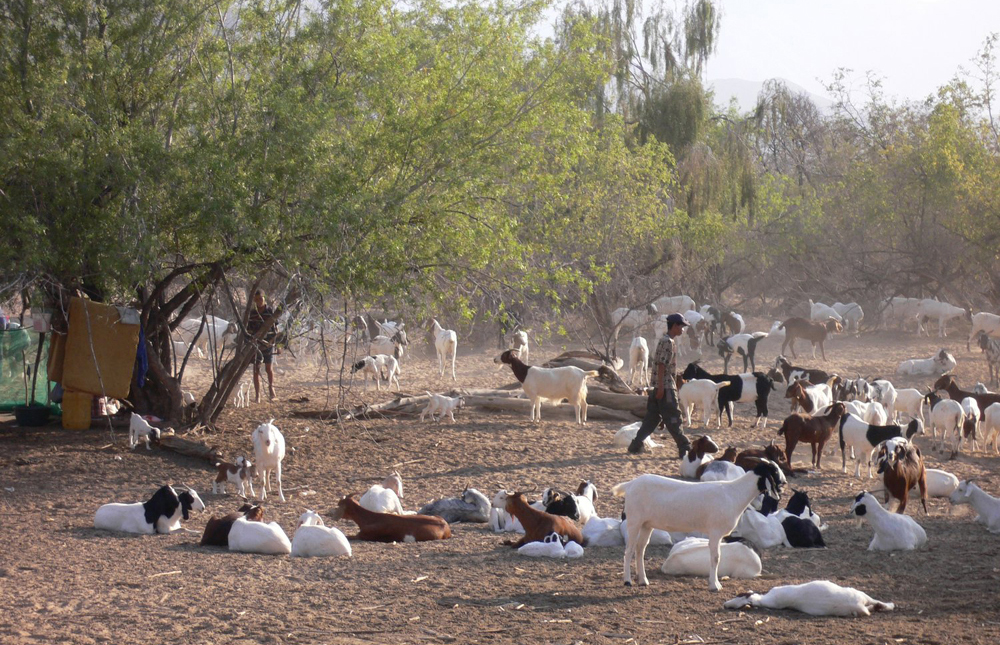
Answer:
xmin=247 ymin=289 xmax=278 ymax=402
xmin=628 ymin=313 xmax=692 ymax=457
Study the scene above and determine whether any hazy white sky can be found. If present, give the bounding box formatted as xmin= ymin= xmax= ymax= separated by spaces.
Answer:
xmin=709 ymin=0 xmax=1000 ymax=101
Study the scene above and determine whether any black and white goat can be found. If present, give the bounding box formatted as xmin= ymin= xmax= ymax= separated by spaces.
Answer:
xmin=838 ymin=414 xmax=924 ymax=478
xmin=716 ymin=332 xmax=769 ymax=373
xmin=682 ymin=363 xmax=774 ymax=429
xmin=95 ymin=485 xmax=205 ymax=534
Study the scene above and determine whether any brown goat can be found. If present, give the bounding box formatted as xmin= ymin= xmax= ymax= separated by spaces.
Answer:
xmin=779 ymin=317 xmax=843 ymax=361
xmin=933 ymin=375 xmax=1000 ymax=413
xmin=330 ymin=494 xmax=451 ymax=542
xmin=735 ymin=442 xmax=802 ymax=476
xmin=199 ymin=504 xmax=263 ymax=547
xmin=874 ymin=440 xmax=928 ymax=514
xmin=502 ymin=492 xmax=583 ymax=548
xmin=777 ymin=402 xmax=846 ymax=469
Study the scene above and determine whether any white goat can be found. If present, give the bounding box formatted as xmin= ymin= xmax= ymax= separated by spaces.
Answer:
xmin=420 ymin=392 xmax=464 ymax=422
xmin=252 ymin=420 xmax=286 ymax=502
xmin=699 ymin=461 xmax=746 ymax=482
xmin=679 ymin=379 xmax=730 ymax=427
xmin=430 ymin=319 xmax=458 ymax=380
xmin=653 ymin=294 xmax=696 ymax=314
xmin=291 ymin=510 xmax=352 ymax=557
xmin=613 ymin=460 xmax=786 ymax=591
xmin=983 ymin=402 xmax=1000 ymax=454
xmin=896 ymin=349 xmax=956 ymax=376
xmin=870 ymin=379 xmax=897 ymax=418
xmin=233 ymin=380 xmax=250 ymax=409
xmin=228 ymin=516 xmax=292 ymax=555
xmin=890 ymin=387 xmax=924 ymax=423
xmin=94 ymin=486 xmax=204 ymax=535
xmin=614 ymin=422 xmax=661 ymax=450
xmin=915 ymin=299 xmax=966 ymax=337
xmin=512 ymin=330 xmax=529 ymax=363
xmin=128 ymin=413 xmax=160 ymax=450
xmin=949 ymin=480 xmax=1000 ymax=533
xmin=832 ymin=302 xmax=864 ymax=333
xmin=884 ymin=297 xmax=922 ymax=331
xmin=582 ymin=515 xmax=625 ymax=547
xmin=929 ymin=399 xmax=965 ymax=451
xmin=489 ymin=489 xmax=515 ymax=532
xmin=359 ymin=472 xmax=404 ymax=514
xmin=968 ymin=312 xmax=1000 ymax=350
xmin=809 ymin=300 xmax=843 ymax=323
xmin=172 ymin=340 xmax=206 ymax=360
xmin=610 ymin=305 xmax=658 ymax=341
xmin=495 ymin=350 xmax=599 ymax=424
xmin=850 ymin=491 xmax=927 ymax=551
xmin=660 ymin=537 xmax=761 ymax=579
xmin=628 ymin=336 xmax=650 ymax=387
xmin=724 ymin=581 xmax=894 ymax=616
xmin=731 ymin=508 xmax=790 ymax=549
xmin=960 ymin=397 xmax=981 ymax=452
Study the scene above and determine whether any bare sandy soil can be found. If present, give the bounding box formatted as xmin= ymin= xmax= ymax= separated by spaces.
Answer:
xmin=2 ymin=322 xmax=1000 ymax=645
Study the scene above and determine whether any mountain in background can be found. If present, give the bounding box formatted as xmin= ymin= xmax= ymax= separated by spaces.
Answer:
xmin=709 ymin=77 xmax=836 ymax=114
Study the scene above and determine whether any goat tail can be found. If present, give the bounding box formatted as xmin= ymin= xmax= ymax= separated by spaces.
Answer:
xmin=611 ymin=481 xmax=632 ymax=498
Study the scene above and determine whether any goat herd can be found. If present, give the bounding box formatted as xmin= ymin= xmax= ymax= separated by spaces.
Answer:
xmin=92 ymin=295 xmax=1000 ymax=620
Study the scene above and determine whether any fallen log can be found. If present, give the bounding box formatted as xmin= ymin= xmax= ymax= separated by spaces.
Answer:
xmin=462 ymin=395 xmax=636 ymax=422
xmin=157 ymin=434 xmax=225 ymax=465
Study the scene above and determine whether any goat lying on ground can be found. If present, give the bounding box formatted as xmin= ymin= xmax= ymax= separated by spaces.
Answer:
xmin=724 ymin=581 xmax=894 ymax=616
xmin=418 ymin=487 xmax=491 ymax=523
xmin=949 ymin=480 xmax=1000 ymax=533
xmin=613 ymin=460 xmax=786 ymax=591
xmin=660 ymin=537 xmax=762 ymax=579
xmin=502 ymin=491 xmax=583 ymax=548
xmin=331 ymin=494 xmax=451 ymax=542
xmin=95 ymin=486 xmax=205 ymax=535
xmin=291 ymin=510 xmax=352 ymax=557
xmin=896 ymin=349 xmax=957 ymax=376
xmin=200 ymin=504 xmax=263 ymax=547
xmin=228 ymin=515 xmax=292 ymax=555
xmin=679 ymin=435 xmax=719 ymax=479
xmin=851 ymin=492 xmax=927 ymax=551
xmin=360 ymin=472 xmax=405 ymax=515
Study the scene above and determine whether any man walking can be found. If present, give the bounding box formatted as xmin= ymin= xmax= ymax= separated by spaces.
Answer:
xmin=628 ymin=313 xmax=692 ymax=458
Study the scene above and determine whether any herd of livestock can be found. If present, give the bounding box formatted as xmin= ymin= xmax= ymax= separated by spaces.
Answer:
xmin=89 ymin=293 xmax=1000 ymax=618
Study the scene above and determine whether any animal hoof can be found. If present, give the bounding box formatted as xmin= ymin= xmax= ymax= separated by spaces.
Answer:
xmin=624 ymin=581 xmax=632 ymax=587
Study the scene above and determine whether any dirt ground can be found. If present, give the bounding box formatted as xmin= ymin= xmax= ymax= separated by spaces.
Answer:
xmin=2 ymin=320 xmax=1000 ymax=645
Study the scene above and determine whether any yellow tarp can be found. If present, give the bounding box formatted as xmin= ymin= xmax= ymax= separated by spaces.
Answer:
xmin=62 ymin=298 xmax=140 ymax=399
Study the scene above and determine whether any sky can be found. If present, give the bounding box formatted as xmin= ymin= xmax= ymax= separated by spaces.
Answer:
xmin=708 ymin=0 xmax=1000 ymax=102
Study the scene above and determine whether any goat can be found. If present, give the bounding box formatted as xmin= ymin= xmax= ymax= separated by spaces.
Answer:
xmin=809 ymin=300 xmax=843 ymax=324
xmin=776 ymin=402 xmax=845 ymax=470
xmin=653 ymin=294 xmax=696 ymax=314
xmin=915 ymin=298 xmax=966 ymax=337
xmin=949 ymin=480 xmax=1000 ymax=533
xmin=517 ymin=532 xmax=585 ymax=558
xmin=430 ymin=319 xmax=458 ymax=380
xmin=679 ymin=435 xmax=719 ymax=479
xmin=212 ymin=456 xmax=256 ymax=497
xmin=773 ymin=355 xmax=830 ymax=386
xmin=495 ymin=349 xmax=600 ymax=424
xmin=934 ymin=374 xmax=1000 ymax=418
xmin=780 ymin=514 xmax=826 ymax=548
xmin=228 ymin=516 xmax=292 ymax=555
xmin=896 ymin=349 xmax=957 ymax=376
xmin=869 ymin=379 xmax=897 ymax=416
xmin=489 ymin=489 xmax=514 ymax=532
xmin=252 ymin=419 xmax=286 ymax=502
xmin=172 ymin=339 xmax=206 ymax=360
xmin=724 ymin=581 xmax=894 ymax=616
xmin=851 ymin=492 xmax=927 ymax=551
xmin=331 ymin=494 xmax=451 ymax=542
xmin=370 ymin=330 xmax=406 ymax=362
xmin=927 ymin=395 xmax=965 ymax=452
xmin=614 ymin=422 xmax=661 ymax=450
xmin=983 ymin=402 xmax=1000 ymax=454
xmin=360 ymin=472 xmax=405 ymax=515
xmin=891 ymin=387 xmax=925 ymax=423
xmin=175 ymin=315 xmax=236 ymax=357
xmin=418 ymin=487 xmax=491 ymax=523
xmin=233 ymin=380 xmax=250 ymax=409
xmin=844 ymin=400 xmax=888 ymax=426
xmin=502 ymin=491 xmax=583 ymax=548
xmin=511 ymin=329 xmax=529 ymax=363
xmin=613 ymin=459 xmax=786 ymax=591
xmin=95 ymin=486 xmax=205 ymax=535
xmin=291 ymin=510 xmax=352 ymax=557
xmin=734 ymin=443 xmax=798 ymax=477
xmin=128 ymin=413 xmax=160 ymax=451
xmin=200 ymin=504 xmax=263 ymax=547
xmin=696 ymin=446 xmax=740 ymax=480
xmin=977 ymin=331 xmax=1000 ymax=386
xmin=573 ymin=480 xmax=598 ymax=525
xmin=350 ymin=356 xmax=384 ymax=390
xmin=583 ymin=515 xmax=625 ymax=547
xmin=874 ymin=439 xmax=928 ymax=514
xmin=838 ymin=413 xmax=923 ymax=478
xmin=610 ymin=304 xmax=658 ymax=342
xmin=779 ymin=317 xmax=842 ymax=361
xmin=968 ymin=312 xmax=1000 ymax=350
xmin=975 ymin=382 xmax=991 ymax=394
xmin=784 ymin=380 xmax=832 ymax=414
xmin=732 ymin=508 xmax=790 ymax=549
xmin=960 ymin=397 xmax=981 ymax=452
xmin=679 ymin=380 xmax=731 ymax=428
xmin=540 ymin=489 xmax=581 ymax=522
xmin=868 ymin=468 xmax=959 ymax=499
xmin=719 ymin=310 xmax=745 ymax=336
xmin=681 ymin=363 xmax=775 ymax=428
xmin=628 ymin=336 xmax=650 ymax=387
xmin=420 ymin=392 xmax=465 ymax=423
xmin=832 ymin=302 xmax=864 ymax=334
xmin=716 ymin=332 xmax=768 ymax=373
xmin=660 ymin=536 xmax=761 ymax=579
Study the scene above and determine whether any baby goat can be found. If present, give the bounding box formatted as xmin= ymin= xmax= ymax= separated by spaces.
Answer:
xmin=420 ymin=392 xmax=465 ymax=423
xmin=212 ymin=456 xmax=255 ymax=497
xmin=128 ymin=413 xmax=160 ymax=450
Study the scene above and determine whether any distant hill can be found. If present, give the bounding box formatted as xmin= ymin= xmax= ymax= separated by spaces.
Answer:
xmin=709 ymin=78 xmax=835 ymax=114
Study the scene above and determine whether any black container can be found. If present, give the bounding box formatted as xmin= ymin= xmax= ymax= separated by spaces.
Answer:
xmin=13 ymin=404 xmax=51 ymax=427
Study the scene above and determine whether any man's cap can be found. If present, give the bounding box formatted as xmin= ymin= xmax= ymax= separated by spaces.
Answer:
xmin=666 ymin=313 xmax=689 ymax=327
